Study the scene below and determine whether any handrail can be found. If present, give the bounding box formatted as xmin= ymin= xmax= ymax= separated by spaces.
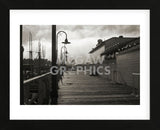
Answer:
xmin=24 ymin=72 xmax=51 ymax=84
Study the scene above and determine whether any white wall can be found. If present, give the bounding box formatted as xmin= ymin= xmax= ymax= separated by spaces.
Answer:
xmin=90 ymin=46 xmax=105 ymax=64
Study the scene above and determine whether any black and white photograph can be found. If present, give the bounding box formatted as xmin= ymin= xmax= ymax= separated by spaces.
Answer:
xmin=9 ymin=10 xmax=149 ymax=120
xmin=0 ymin=0 xmax=157 ymax=127
xmin=21 ymin=25 xmax=140 ymax=105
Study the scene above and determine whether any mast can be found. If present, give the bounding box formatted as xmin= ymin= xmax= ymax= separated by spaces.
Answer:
xmin=38 ymin=39 xmax=41 ymax=74
xmin=29 ymin=32 xmax=33 ymax=75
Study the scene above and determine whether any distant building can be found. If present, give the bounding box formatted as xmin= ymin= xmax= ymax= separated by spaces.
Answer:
xmin=89 ymin=39 xmax=105 ymax=64
xmin=89 ymin=36 xmax=140 ymax=94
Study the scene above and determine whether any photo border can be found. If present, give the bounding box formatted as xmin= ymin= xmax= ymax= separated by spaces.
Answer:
xmin=0 ymin=0 xmax=156 ymax=129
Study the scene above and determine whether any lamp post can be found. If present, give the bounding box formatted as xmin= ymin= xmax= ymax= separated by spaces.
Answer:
xmin=50 ymin=30 xmax=71 ymax=105
xmin=56 ymin=31 xmax=71 ymax=65
xmin=60 ymin=45 xmax=67 ymax=65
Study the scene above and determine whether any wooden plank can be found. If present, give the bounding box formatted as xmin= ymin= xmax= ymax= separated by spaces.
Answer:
xmin=58 ymin=71 xmax=139 ymax=105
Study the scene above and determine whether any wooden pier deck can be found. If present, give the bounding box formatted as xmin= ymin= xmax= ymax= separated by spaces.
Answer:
xmin=58 ymin=71 xmax=139 ymax=105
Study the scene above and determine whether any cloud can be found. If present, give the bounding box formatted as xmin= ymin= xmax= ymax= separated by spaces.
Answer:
xmin=57 ymin=25 xmax=139 ymax=40
xmin=23 ymin=25 xmax=140 ymax=61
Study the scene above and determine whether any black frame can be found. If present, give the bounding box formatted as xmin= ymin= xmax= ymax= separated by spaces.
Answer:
xmin=1 ymin=0 xmax=158 ymax=129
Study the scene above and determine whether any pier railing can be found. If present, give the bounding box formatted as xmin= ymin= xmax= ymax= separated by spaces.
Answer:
xmin=23 ymin=72 xmax=52 ymax=105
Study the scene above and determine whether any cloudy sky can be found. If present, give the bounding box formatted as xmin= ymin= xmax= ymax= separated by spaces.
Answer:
xmin=22 ymin=25 xmax=140 ymax=62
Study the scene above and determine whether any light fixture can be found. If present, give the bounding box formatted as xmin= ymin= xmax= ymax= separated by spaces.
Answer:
xmin=62 ymin=38 xmax=71 ymax=44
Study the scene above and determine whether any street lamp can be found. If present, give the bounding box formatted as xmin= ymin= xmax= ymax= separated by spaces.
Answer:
xmin=50 ymin=28 xmax=71 ymax=105
xmin=60 ymin=45 xmax=67 ymax=65
xmin=62 ymin=38 xmax=70 ymax=44
xmin=56 ymin=31 xmax=71 ymax=65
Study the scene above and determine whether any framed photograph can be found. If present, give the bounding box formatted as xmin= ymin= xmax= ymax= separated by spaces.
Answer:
xmin=1 ymin=0 xmax=155 ymax=129
xmin=9 ymin=10 xmax=149 ymax=120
